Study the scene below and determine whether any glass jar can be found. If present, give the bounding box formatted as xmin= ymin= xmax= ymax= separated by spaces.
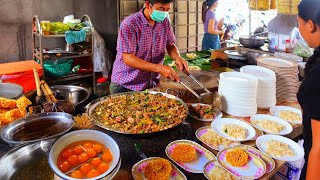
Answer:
xmin=96 ymin=77 xmax=109 ymax=97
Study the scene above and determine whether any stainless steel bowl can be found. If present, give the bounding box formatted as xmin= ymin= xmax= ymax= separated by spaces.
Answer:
xmin=50 ymin=85 xmax=91 ymax=106
xmin=0 ymin=139 xmax=56 ymax=180
xmin=239 ymin=35 xmax=266 ymax=49
xmin=0 ymin=112 xmax=74 ymax=145
xmin=0 ymin=83 xmax=23 ymax=99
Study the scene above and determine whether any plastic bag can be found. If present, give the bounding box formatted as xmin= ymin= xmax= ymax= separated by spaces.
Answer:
xmin=249 ymin=0 xmax=270 ymax=10
xmin=275 ymin=139 xmax=305 ymax=180
xmin=93 ymin=30 xmax=112 ymax=78
xmin=277 ymin=0 xmax=301 ymax=15
xmin=270 ymin=0 xmax=277 ymax=9
xmin=50 ymin=22 xmax=70 ymax=34
xmin=291 ymin=27 xmax=314 ymax=58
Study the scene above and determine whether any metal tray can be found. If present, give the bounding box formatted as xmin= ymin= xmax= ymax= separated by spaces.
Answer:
xmin=86 ymin=91 xmax=189 ymax=135
xmin=0 ymin=112 xmax=73 ymax=145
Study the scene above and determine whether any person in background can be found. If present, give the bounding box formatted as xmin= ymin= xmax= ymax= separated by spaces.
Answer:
xmin=296 ymin=0 xmax=320 ymax=179
xmin=110 ymin=0 xmax=189 ymax=94
xmin=201 ymin=0 xmax=224 ymax=50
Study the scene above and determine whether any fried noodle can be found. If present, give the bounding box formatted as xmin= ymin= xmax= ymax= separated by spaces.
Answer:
xmin=92 ymin=93 xmax=187 ymax=134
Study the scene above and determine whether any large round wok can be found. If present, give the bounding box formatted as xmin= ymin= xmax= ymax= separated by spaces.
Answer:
xmin=239 ymin=35 xmax=266 ymax=49
xmin=86 ymin=91 xmax=189 ymax=135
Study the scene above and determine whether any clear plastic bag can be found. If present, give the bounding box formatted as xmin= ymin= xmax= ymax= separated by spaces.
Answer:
xmin=291 ymin=27 xmax=314 ymax=58
xmin=93 ymin=30 xmax=113 ymax=78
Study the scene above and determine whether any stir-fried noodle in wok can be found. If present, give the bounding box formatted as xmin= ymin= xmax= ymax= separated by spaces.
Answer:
xmin=92 ymin=92 xmax=188 ymax=134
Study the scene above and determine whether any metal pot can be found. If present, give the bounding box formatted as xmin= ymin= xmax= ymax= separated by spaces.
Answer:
xmin=50 ymin=85 xmax=91 ymax=107
xmin=239 ymin=35 xmax=266 ymax=49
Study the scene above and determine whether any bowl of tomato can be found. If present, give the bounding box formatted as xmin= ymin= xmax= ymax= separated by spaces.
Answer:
xmin=48 ymin=130 xmax=120 ymax=180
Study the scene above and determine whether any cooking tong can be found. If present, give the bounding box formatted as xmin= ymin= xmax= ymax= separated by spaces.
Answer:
xmin=178 ymin=69 xmax=220 ymax=106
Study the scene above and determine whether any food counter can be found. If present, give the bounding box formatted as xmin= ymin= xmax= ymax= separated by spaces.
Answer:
xmin=0 ymin=93 xmax=303 ymax=180
xmin=0 ymin=53 xmax=304 ymax=180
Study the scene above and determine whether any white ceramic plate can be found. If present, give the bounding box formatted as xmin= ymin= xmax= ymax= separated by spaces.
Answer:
xmin=189 ymin=103 xmax=223 ymax=122
xmin=196 ymin=126 xmax=240 ymax=151
xmin=217 ymin=147 xmax=266 ymax=179
xmin=256 ymin=135 xmax=305 ymax=161
xmin=132 ymin=157 xmax=187 ymax=180
xmin=270 ymin=106 xmax=302 ymax=124
xmin=236 ymin=145 xmax=275 ymax=173
xmin=250 ymin=114 xmax=293 ymax=135
xmin=211 ymin=118 xmax=256 ymax=142
xmin=165 ymin=140 xmax=216 ymax=173
xmin=203 ymin=160 xmax=239 ymax=180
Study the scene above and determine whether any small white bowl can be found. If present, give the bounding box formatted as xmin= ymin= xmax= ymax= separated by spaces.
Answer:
xmin=49 ymin=130 xmax=120 ymax=180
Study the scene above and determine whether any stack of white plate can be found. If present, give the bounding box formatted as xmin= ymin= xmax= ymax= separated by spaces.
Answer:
xmin=240 ymin=65 xmax=276 ymax=109
xmin=219 ymin=72 xmax=258 ymax=117
xmin=257 ymin=57 xmax=299 ymax=102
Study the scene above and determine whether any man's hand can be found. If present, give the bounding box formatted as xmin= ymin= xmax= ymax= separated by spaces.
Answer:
xmin=158 ymin=65 xmax=180 ymax=82
xmin=175 ymin=56 xmax=189 ymax=73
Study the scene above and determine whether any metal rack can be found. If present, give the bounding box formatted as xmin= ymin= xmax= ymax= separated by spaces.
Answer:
xmin=32 ymin=15 xmax=96 ymax=93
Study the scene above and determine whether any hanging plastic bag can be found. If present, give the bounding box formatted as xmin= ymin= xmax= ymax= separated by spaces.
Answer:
xmin=291 ymin=27 xmax=314 ymax=58
xmin=93 ymin=30 xmax=113 ymax=78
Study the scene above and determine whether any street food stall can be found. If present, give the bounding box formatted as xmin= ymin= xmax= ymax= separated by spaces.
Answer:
xmin=0 ymin=0 xmax=311 ymax=180
xmin=0 ymin=51 xmax=305 ymax=180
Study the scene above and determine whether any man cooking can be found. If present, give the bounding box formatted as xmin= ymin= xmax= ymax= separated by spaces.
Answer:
xmin=110 ymin=0 xmax=189 ymax=94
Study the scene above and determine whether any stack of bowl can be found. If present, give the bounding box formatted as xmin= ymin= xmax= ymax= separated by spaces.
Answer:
xmin=240 ymin=65 xmax=277 ymax=109
xmin=257 ymin=57 xmax=299 ymax=102
xmin=219 ymin=72 xmax=258 ymax=117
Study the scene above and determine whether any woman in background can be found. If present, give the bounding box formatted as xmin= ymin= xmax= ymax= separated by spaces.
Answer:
xmin=296 ymin=0 xmax=320 ymax=179
xmin=201 ymin=0 xmax=224 ymax=50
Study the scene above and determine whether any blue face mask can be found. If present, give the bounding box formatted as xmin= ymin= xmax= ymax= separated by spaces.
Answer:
xmin=149 ymin=5 xmax=169 ymax=22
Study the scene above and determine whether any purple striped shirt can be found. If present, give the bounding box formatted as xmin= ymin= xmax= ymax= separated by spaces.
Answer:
xmin=111 ymin=9 xmax=176 ymax=91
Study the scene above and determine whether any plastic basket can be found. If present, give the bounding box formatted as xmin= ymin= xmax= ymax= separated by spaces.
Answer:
xmin=43 ymin=59 xmax=73 ymax=77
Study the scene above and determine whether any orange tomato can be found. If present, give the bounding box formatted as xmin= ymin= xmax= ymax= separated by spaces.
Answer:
xmin=79 ymin=163 xmax=93 ymax=174
xmin=83 ymin=143 xmax=93 ymax=148
xmin=87 ymin=148 xmax=97 ymax=158
xmin=97 ymin=163 xmax=109 ymax=174
xmin=78 ymin=153 xmax=89 ymax=164
xmin=62 ymin=148 xmax=74 ymax=160
xmin=59 ymin=161 xmax=70 ymax=173
xmin=101 ymin=149 xmax=113 ymax=162
xmin=93 ymin=143 xmax=103 ymax=153
xmin=90 ymin=157 xmax=102 ymax=168
xmin=87 ymin=170 xmax=100 ymax=178
xmin=67 ymin=155 xmax=79 ymax=166
xmin=70 ymin=170 xmax=84 ymax=179
xmin=74 ymin=146 xmax=84 ymax=155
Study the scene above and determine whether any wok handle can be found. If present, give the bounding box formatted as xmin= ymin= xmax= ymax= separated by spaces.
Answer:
xmin=179 ymin=81 xmax=202 ymax=101
xmin=183 ymin=69 xmax=211 ymax=93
